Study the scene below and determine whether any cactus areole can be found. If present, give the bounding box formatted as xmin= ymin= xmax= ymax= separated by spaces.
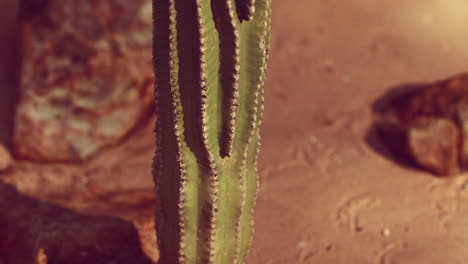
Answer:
xmin=152 ymin=0 xmax=271 ymax=263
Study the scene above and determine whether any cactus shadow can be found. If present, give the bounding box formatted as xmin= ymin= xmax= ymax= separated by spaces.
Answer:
xmin=0 ymin=182 xmax=154 ymax=264
xmin=365 ymin=82 xmax=427 ymax=172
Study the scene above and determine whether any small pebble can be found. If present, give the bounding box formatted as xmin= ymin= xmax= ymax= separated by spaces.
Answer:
xmin=382 ymin=228 xmax=391 ymax=237
xmin=297 ymin=241 xmax=307 ymax=248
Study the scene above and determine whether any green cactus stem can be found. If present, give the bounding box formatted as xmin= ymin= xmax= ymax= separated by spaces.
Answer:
xmin=152 ymin=0 xmax=271 ymax=263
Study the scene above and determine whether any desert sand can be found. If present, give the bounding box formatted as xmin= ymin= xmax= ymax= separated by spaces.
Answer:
xmin=2 ymin=0 xmax=468 ymax=263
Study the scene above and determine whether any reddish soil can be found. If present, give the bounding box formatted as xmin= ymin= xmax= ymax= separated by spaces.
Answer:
xmin=2 ymin=0 xmax=468 ymax=263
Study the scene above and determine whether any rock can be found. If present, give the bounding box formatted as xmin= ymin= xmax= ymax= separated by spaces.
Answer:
xmin=407 ymin=118 xmax=459 ymax=175
xmin=373 ymin=73 xmax=468 ymax=176
xmin=0 ymin=144 xmax=12 ymax=171
xmin=14 ymin=0 xmax=154 ymax=162
xmin=0 ymin=183 xmax=153 ymax=264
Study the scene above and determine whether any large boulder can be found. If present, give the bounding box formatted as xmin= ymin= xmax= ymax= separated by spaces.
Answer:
xmin=15 ymin=0 xmax=154 ymax=162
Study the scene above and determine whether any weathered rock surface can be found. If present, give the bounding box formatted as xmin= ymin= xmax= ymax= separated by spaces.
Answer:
xmin=0 ymin=144 xmax=12 ymax=172
xmin=407 ymin=118 xmax=460 ymax=175
xmin=373 ymin=73 xmax=468 ymax=176
xmin=15 ymin=0 xmax=154 ymax=162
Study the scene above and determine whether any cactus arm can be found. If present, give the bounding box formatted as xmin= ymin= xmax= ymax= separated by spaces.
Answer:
xmin=215 ymin=0 xmax=241 ymax=159
xmin=172 ymin=0 xmax=224 ymax=263
xmin=234 ymin=0 xmax=271 ymax=262
xmin=154 ymin=0 xmax=207 ymax=263
xmin=213 ymin=0 xmax=271 ymax=263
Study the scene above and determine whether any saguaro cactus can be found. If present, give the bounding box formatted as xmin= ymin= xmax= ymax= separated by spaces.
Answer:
xmin=152 ymin=0 xmax=271 ymax=263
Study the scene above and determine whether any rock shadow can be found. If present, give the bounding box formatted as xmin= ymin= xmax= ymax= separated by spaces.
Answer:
xmin=365 ymin=82 xmax=427 ymax=172
xmin=0 ymin=182 xmax=154 ymax=264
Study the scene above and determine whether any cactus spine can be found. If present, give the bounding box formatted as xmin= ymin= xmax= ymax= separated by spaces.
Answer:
xmin=152 ymin=0 xmax=271 ymax=263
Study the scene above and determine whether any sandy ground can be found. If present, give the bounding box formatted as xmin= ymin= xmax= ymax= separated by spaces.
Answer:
xmin=2 ymin=0 xmax=468 ymax=263
xmin=249 ymin=0 xmax=468 ymax=263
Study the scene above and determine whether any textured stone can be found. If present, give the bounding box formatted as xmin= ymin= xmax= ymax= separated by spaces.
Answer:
xmin=407 ymin=118 xmax=459 ymax=175
xmin=0 ymin=144 xmax=12 ymax=172
xmin=15 ymin=0 xmax=154 ymax=162
xmin=374 ymin=73 xmax=468 ymax=176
